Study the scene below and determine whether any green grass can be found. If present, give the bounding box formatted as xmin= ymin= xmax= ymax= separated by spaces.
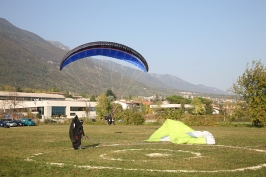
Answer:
xmin=0 ymin=125 xmax=266 ymax=177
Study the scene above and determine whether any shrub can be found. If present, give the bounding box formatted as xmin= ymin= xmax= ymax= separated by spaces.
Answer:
xmin=115 ymin=109 xmax=145 ymax=125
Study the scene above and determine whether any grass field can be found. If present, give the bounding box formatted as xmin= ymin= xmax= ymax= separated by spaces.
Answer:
xmin=0 ymin=124 xmax=266 ymax=177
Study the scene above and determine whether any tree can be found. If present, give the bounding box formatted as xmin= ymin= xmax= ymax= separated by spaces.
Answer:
xmin=165 ymin=95 xmax=191 ymax=114
xmin=166 ymin=95 xmax=191 ymax=104
xmin=219 ymin=101 xmax=235 ymax=121
xmin=5 ymin=91 xmax=23 ymax=119
xmin=198 ymin=97 xmax=213 ymax=115
xmin=111 ymin=103 xmax=123 ymax=116
xmin=90 ymin=95 xmax=96 ymax=102
xmin=64 ymin=91 xmax=73 ymax=98
xmin=115 ymin=109 xmax=145 ymax=125
xmin=155 ymin=108 xmax=184 ymax=121
xmin=190 ymin=97 xmax=205 ymax=115
xmin=50 ymin=88 xmax=60 ymax=92
xmin=106 ymin=89 xmax=117 ymax=101
xmin=95 ymin=93 xmax=111 ymax=119
xmin=229 ymin=60 xmax=266 ymax=126
xmin=16 ymin=87 xmax=22 ymax=92
xmin=84 ymin=101 xmax=90 ymax=119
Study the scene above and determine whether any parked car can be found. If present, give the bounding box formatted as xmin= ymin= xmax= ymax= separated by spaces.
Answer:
xmin=13 ymin=120 xmax=26 ymax=126
xmin=20 ymin=118 xmax=36 ymax=126
xmin=0 ymin=120 xmax=10 ymax=128
xmin=5 ymin=121 xmax=17 ymax=127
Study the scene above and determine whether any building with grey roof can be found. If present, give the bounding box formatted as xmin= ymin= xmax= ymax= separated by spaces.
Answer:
xmin=0 ymin=92 xmax=97 ymax=120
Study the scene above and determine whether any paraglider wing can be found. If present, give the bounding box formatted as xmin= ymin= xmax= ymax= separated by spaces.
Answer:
xmin=60 ymin=41 xmax=149 ymax=72
xmin=69 ymin=116 xmax=81 ymax=143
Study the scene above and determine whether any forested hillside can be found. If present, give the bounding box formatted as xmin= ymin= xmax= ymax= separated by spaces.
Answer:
xmin=0 ymin=18 xmax=156 ymax=96
xmin=0 ymin=18 xmax=227 ymax=96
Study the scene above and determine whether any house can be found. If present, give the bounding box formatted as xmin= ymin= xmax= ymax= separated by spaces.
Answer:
xmin=150 ymin=104 xmax=192 ymax=109
xmin=114 ymin=100 xmax=141 ymax=110
xmin=0 ymin=92 xmax=97 ymax=120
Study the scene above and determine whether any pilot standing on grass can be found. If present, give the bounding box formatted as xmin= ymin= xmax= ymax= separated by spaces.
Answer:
xmin=69 ymin=115 xmax=86 ymax=150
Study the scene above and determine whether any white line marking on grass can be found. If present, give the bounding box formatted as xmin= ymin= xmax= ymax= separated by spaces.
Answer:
xmin=34 ymin=153 xmax=43 ymax=156
xmin=48 ymin=162 xmax=65 ymax=167
xmin=50 ymin=163 xmax=266 ymax=173
xmin=25 ymin=143 xmax=266 ymax=173
xmin=215 ymin=145 xmax=266 ymax=153
xmin=71 ymin=164 xmax=266 ymax=173
xmin=25 ymin=157 xmax=34 ymax=162
xmin=100 ymin=148 xmax=203 ymax=161
xmin=145 ymin=153 xmax=170 ymax=157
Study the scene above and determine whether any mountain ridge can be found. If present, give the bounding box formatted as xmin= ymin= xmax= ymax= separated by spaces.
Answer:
xmin=92 ymin=59 xmax=228 ymax=94
xmin=47 ymin=40 xmax=71 ymax=50
xmin=0 ymin=18 xmax=228 ymax=95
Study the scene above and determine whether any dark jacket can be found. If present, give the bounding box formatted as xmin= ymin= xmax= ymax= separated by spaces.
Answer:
xmin=69 ymin=116 xmax=85 ymax=142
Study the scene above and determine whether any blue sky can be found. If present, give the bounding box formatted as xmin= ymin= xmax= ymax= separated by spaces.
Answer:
xmin=1 ymin=0 xmax=265 ymax=91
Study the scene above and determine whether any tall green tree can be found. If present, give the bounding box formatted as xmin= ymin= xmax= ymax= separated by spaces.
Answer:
xmin=198 ymin=97 xmax=213 ymax=115
xmin=166 ymin=95 xmax=191 ymax=104
xmin=190 ymin=97 xmax=205 ymax=115
xmin=229 ymin=60 xmax=266 ymax=125
xmin=106 ymin=89 xmax=117 ymax=101
xmin=95 ymin=93 xmax=111 ymax=119
xmin=90 ymin=95 xmax=96 ymax=101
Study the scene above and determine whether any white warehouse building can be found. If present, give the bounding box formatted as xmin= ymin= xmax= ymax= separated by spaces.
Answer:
xmin=0 ymin=92 xmax=97 ymax=120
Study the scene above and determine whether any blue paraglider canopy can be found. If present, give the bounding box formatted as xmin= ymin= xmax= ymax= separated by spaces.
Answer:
xmin=60 ymin=41 xmax=149 ymax=72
